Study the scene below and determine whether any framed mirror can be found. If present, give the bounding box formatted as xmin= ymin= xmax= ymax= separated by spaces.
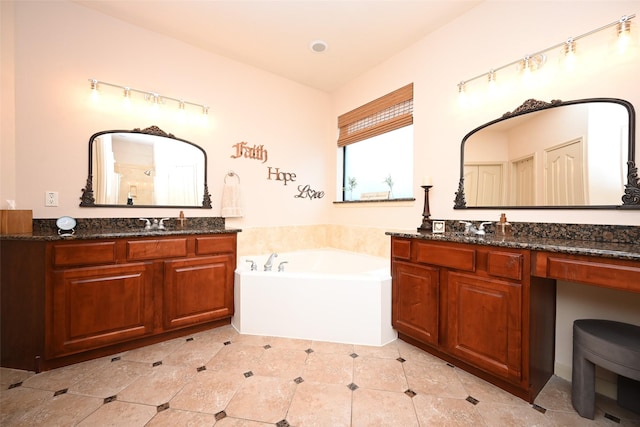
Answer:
xmin=454 ymin=98 xmax=639 ymax=209
xmin=80 ymin=126 xmax=212 ymax=208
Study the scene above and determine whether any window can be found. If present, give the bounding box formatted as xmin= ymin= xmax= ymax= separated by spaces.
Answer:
xmin=338 ymin=83 xmax=414 ymax=201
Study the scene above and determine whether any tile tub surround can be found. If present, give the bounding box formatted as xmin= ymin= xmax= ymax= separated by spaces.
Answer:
xmin=2 ymin=325 xmax=639 ymax=426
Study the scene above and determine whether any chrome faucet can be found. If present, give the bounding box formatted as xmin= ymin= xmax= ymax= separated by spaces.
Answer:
xmin=278 ymin=261 xmax=288 ymax=272
xmin=459 ymin=221 xmax=492 ymax=236
xmin=264 ymin=253 xmax=278 ymax=271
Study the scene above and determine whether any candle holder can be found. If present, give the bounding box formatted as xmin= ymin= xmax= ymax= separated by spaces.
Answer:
xmin=417 ymin=185 xmax=433 ymax=233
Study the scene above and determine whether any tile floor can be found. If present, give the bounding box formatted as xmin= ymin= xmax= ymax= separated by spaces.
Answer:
xmin=2 ymin=325 xmax=639 ymax=426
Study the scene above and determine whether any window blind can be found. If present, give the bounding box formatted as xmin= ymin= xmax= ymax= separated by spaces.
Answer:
xmin=337 ymin=83 xmax=413 ymax=147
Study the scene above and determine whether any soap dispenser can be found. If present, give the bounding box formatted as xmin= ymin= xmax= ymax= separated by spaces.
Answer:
xmin=178 ymin=210 xmax=186 ymax=229
xmin=497 ymin=213 xmax=512 ymax=237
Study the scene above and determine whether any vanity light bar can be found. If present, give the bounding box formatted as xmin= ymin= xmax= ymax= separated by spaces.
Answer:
xmin=457 ymin=14 xmax=636 ymax=92
xmin=88 ymin=79 xmax=209 ymax=114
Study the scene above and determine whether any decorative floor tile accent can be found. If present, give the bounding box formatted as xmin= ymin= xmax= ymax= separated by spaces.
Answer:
xmin=196 ymin=366 xmax=206 ymax=372
xmin=605 ymin=413 xmax=621 ymax=423
xmin=152 ymin=361 xmax=162 ymax=367
xmin=111 ymin=356 xmax=121 ymax=362
xmin=276 ymin=419 xmax=290 ymax=427
xmin=186 ymin=337 xmax=194 ymax=342
xmin=532 ymin=403 xmax=546 ymax=413
xmin=53 ymin=388 xmax=68 ymax=396
xmin=224 ymin=341 xmax=231 ymax=345
xmin=350 ymin=353 xmax=359 ymax=358
xmin=446 ymin=362 xmax=455 ymax=368
xmin=294 ymin=377 xmax=304 ymax=384
xmin=466 ymin=395 xmax=479 ymax=405
xmin=405 ymin=389 xmax=417 ymax=397
xmin=348 ymin=382 xmax=359 ymax=391
xmin=244 ymin=371 xmax=254 ymax=378
xmin=104 ymin=395 xmax=117 ymax=404
xmin=264 ymin=344 xmax=272 ymax=349
xmin=215 ymin=410 xmax=227 ymax=421
xmin=305 ymin=348 xmax=314 ymax=354
xmin=8 ymin=382 xmax=22 ymax=389
xmin=397 ymin=357 xmax=406 ymax=363
xmin=156 ymin=402 xmax=169 ymax=412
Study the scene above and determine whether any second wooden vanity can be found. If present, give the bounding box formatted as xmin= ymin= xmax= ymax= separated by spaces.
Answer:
xmin=389 ymin=234 xmax=640 ymax=403
xmin=1 ymin=231 xmax=237 ymax=372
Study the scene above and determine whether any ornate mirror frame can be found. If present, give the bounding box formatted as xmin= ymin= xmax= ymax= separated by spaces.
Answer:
xmin=454 ymin=98 xmax=639 ymax=209
xmin=80 ymin=126 xmax=212 ymax=208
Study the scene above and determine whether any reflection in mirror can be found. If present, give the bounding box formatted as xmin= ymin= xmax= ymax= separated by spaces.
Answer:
xmin=80 ymin=126 xmax=212 ymax=208
xmin=454 ymin=98 xmax=639 ymax=209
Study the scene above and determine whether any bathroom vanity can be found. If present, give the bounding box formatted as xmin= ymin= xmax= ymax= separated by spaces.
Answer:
xmin=388 ymin=232 xmax=640 ymax=403
xmin=1 ymin=229 xmax=238 ymax=372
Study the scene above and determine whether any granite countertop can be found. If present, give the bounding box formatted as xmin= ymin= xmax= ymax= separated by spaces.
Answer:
xmin=0 ymin=227 xmax=241 ymax=241
xmin=386 ymin=230 xmax=640 ymax=261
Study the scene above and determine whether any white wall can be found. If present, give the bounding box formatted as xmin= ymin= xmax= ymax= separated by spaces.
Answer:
xmin=3 ymin=0 xmax=333 ymax=227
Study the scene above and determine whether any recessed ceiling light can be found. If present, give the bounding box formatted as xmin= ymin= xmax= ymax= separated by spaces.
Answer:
xmin=309 ymin=40 xmax=328 ymax=53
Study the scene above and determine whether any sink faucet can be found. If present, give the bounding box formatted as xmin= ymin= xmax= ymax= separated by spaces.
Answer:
xmin=264 ymin=253 xmax=278 ymax=271
xmin=459 ymin=221 xmax=492 ymax=236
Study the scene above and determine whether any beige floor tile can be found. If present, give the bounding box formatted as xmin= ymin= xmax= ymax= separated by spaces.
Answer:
xmin=117 ymin=364 xmax=196 ymax=406
xmin=302 ymin=352 xmax=353 ymax=385
xmin=191 ymin=324 xmax=240 ymax=343
xmin=215 ymin=415 xmax=278 ymax=426
xmin=206 ymin=342 xmax=265 ymax=375
xmin=76 ymin=400 xmax=157 ymax=426
xmin=231 ymin=333 xmax=273 ymax=347
xmin=396 ymin=340 xmax=446 ymax=365
xmin=310 ymin=340 xmax=355 ymax=355
xmin=353 ymin=356 xmax=408 ymax=393
xmin=145 ymin=408 xmax=218 ymax=426
xmin=0 ymin=368 xmax=35 ymax=387
xmin=225 ymin=375 xmax=296 ymax=423
xmin=286 ymin=381 xmax=352 ymax=427
xmin=14 ymin=391 xmax=103 ymax=427
xmin=268 ymin=336 xmax=313 ymax=350
xmin=21 ymin=356 xmax=111 ymax=391
xmin=403 ymin=358 xmax=468 ymax=398
xmin=170 ymin=369 xmax=244 ymax=414
xmin=353 ymin=341 xmax=399 ymax=359
xmin=252 ymin=347 xmax=308 ymax=380
xmin=454 ymin=367 xmax=530 ymax=406
xmin=413 ymin=394 xmax=487 ymax=426
xmin=351 ymin=388 xmax=419 ymax=427
xmin=67 ymin=359 xmax=151 ymax=398
xmin=544 ymin=407 xmax=619 ymax=426
xmin=0 ymin=386 xmax=54 ymax=426
xmin=477 ymin=401 xmax=555 ymax=427
xmin=534 ymin=375 xmax=575 ymax=412
xmin=120 ymin=337 xmax=187 ymax=364
xmin=161 ymin=338 xmax=225 ymax=368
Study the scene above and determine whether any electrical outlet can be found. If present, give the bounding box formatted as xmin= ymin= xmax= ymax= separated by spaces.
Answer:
xmin=45 ymin=191 xmax=59 ymax=207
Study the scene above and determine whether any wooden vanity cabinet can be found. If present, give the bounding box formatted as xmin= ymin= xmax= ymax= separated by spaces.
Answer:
xmin=391 ymin=237 xmax=555 ymax=402
xmin=1 ymin=233 xmax=236 ymax=372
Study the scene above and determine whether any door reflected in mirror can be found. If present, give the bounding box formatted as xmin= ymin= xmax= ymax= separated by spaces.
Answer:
xmin=455 ymin=98 xmax=639 ymax=209
xmin=81 ymin=126 xmax=212 ymax=208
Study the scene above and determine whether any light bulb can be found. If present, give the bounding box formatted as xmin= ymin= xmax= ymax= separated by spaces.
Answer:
xmin=563 ymin=38 xmax=577 ymax=72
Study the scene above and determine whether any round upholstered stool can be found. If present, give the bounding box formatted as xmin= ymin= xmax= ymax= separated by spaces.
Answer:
xmin=572 ymin=319 xmax=640 ymax=419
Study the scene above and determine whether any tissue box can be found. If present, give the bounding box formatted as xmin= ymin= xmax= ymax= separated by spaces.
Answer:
xmin=0 ymin=210 xmax=33 ymax=234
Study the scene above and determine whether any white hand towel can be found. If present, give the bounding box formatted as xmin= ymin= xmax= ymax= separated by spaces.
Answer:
xmin=221 ymin=180 xmax=243 ymax=217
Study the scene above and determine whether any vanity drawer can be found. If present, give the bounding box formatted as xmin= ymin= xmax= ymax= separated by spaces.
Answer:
xmin=195 ymin=235 xmax=236 ymax=255
xmin=53 ymin=242 xmax=117 ymax=267
xmin=414 ymin=242 xmax=476 ymax=271
xmin=391 ymin=238 xmax=411 ymax=260
xmin=127 ymin=238 xmax=188 ymax=260
xmin=487 ymin=251 xmax=523 ymax=281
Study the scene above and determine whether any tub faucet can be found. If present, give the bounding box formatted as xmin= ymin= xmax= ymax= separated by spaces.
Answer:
xmin=264 ymin=253 xmax=278 ymax=271
xmin=278 ymin=261 xmax=288 ymax=272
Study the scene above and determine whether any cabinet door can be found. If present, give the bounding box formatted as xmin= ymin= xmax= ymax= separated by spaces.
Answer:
xmin=163 ymin=255 xmax=234 ymax=330
xmin=49 ymin=263 xmax=154 ymax=357
xmin=447 ymin=272 xmax=522 ymax=382
xmin=392 ymin=261 xmax=439 ymax=346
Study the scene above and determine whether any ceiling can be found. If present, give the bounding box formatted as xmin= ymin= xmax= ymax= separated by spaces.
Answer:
xmin=75 ymin=0 xmax=482 ymax=92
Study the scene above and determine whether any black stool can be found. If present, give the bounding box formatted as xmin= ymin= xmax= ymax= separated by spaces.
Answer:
xmin=572 ymin=319 xmax=640 ymax=419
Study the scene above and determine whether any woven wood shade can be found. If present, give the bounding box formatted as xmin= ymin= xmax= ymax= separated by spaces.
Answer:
xmin=337 ymin=83 xmax=413 ymax=147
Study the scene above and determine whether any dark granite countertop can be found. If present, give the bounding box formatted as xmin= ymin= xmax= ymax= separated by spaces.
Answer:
xmin=386 ymin=230 xmax=640 ymax=261
xmin=1 ymin=227 xmax=241 ymax=242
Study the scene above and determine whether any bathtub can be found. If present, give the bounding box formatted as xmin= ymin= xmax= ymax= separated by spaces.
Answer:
xmin=232 ymin=249 xmax=397 ymax=346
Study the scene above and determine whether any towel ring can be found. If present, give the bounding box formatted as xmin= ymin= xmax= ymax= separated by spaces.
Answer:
xmin=225 ymin=171 xmax=240 ymax=183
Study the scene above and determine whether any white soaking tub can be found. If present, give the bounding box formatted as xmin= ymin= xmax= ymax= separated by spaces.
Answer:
xmin=232 ymin=249 xmax=396 ymax=346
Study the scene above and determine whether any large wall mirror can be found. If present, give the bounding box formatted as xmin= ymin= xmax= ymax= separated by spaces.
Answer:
xmin=80 ymin=126 xmax=212 ymax=208
xmin=454 ymin=98 xmax=639 ymax=209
